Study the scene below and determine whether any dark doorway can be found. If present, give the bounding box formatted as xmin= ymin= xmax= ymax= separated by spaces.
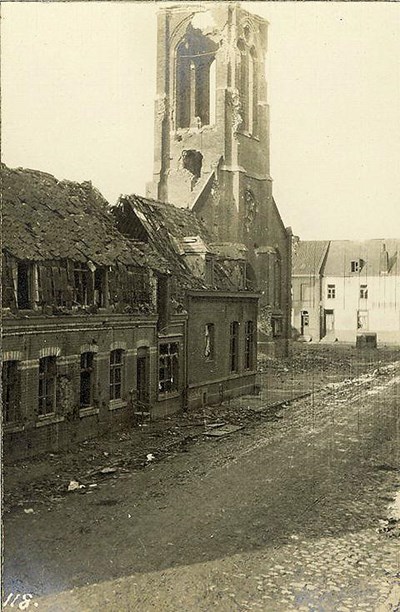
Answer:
xmin=136 ymin=348 xmax=149 ymax=406
xmin=300 ymin=311 xmax=309 ymax=336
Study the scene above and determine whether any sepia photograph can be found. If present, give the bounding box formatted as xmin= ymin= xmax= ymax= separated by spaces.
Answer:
xmin=1 ymin=1 xmax=400 ymax=610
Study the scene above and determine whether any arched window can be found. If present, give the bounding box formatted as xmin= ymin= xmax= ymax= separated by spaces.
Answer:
xmin=250 ymin=47 xmax=258 ymax=135
xmin=274 ymin=253 xmax=282 ymax=309
xmin=237 ymin=39 xmax=258 ymax=135
xmin=176 ymin=26 xmax=217 ymax=129
xmin=237 ymin=39 xmax=248 ymax=132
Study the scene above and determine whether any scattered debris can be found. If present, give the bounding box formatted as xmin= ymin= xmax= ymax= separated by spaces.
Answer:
xmin=23 ymin=508 xmax=34 ymax=514
xmin=146 ymin=453 xmax=155 ymax=462
xmin=67 ymin=480 xmax=85 ymax=492
xmin=205 ymin=424 xmax=244 ymax=438
xmin=99 ymin=467 xmax=117 ymax=475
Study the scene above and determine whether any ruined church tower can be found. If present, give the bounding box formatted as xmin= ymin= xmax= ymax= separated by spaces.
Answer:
xmin=147 ymin=2 xmax=292 ymax=356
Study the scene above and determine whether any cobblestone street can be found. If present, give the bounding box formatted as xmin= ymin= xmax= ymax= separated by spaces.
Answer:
xmin=3 ymin=354 xmax=400 ymax=611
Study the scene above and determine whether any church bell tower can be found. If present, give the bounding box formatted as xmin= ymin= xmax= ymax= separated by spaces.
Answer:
xmin=147 ymin=2 xmax=292 ymax=356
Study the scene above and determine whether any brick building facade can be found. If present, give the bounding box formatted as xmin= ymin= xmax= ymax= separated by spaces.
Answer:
xmin=2 ymin=165 xmax=258 ymax=460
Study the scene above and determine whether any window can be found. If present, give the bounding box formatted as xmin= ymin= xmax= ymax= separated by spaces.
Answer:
xmin=110 ymin=350 xmax=124 ymax=400
xmin=159 ymin=343 xmax=179 ymax=394
xmin=244 ymin=321 xmax=254 ymax=370
xmin=176 ymin=28 xmax=217 ymax=129
xmin=2 ymin=361 xmax=21 ymax=423
xmin=38 ymin=356 xmax=57 ymax=416
xmin=94 ymin=269 xmax=106 ymax=307
xmin=327 ymin=284 xmax=336 ymax=299
xmin=204 ymin=324 xmax=215 ymax=360
xmin=351 ymin=260 xmax=360 ymax=273
xmin=360 ymin=285 xmax=368 ymax=299
xmin=357 ymin=310 xmax=368 ymax=330
xmin=274 ymin=256 xmax=282 ymax=308
xmin=272 ymin=317 xmax=283 ymax=338
xmin=17 ymin=262 xmax=32 ymax=309
xmin=229 ymin=321 xmax=239 ymax=373
xmin=237 ymin=40 xmax=258 ymax=135
xmin=80 ymin=352 xmax=95 ymax=407
xmin=74 ymin=264 xmax=91 ymax=306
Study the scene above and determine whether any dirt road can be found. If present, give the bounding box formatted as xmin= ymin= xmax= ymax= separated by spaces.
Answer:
xmin=3 ymin=361 xmax=400 ymax=611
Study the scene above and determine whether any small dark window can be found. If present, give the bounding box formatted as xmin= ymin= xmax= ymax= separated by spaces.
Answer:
xmin=94 ymin=269 xmax=106 ymax=307
xmin=2 ymin=361 xmax=21 ymax=423
xmin=17 ymin=262 xmax=31 ymax=309
xmin=157 ymin=275 xmax=170 ymax=330
xmin=229 ymin=321 xmax=239 ymax=373
xmin=80 ymin=352 xmax=94 ymax=407
xmin=351 ymin=260 xmax=360 ymax=273
xmin=327 ymin=284 xmax=336 ymax=299
xmin=244 ymin=321 xmax=254 ymax=370
xmin=38 ymin=356 xmax=57 ymax=416
xmin=110 ymin=350 xmax=124 ymax=400
xmin=205 ymin=323 xmax=215 ymax=360
xmin=360 ymin=285 xmax=368 ymax=299
xmin=74 ymin=264 xmax=90 ymax=306
xmin=159 ymin=343 xmax=179 ymax=393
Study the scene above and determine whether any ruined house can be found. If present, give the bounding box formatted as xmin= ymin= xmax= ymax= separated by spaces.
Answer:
xmin=2 ymin=164 xmax=162 ymax=459
xmin=114 ymin=193 xmax=259 ymax=412
xmin=292 ymin=239 xmax=400 ymax=345
xmin=2 ymin=164 xmax=258 ymax=459
xmin=146 ymin=2 xmax=292 ymax=356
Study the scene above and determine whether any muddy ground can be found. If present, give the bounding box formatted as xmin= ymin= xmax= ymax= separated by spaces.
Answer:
xmin=3 ymin=344 xmax=400 ymax=611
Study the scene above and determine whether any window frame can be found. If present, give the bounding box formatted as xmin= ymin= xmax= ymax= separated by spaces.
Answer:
xmin=204 ymin=323 xmax=215 ymax=361
xmin=244 ymin=320 xmax=254 ymax=370
xmin=327 ymin=284 xmax=336 ymax=299
xmin=109 ymin=349 xmax=124 ymax=401
xmin=80 ymin=352 xmax=95 ymax=408
xmin=158 ymin=342 xmax=180 ymax=395
xmin=38 ymin=356 xmax=57 ymax=417
xmin=229 ymin=321 xmax=240 ymax=373
xmin=360 ymin=284 xmax=368 ymax=299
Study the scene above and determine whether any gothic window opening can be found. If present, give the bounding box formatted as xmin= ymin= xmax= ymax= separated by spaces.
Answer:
xmin=80 ymin=352 xmax=95 ymax=408
xmin=38 ymin=356 xmax=57 ymax=416
xmin=237 ymin=39 xmax=258 ymax=135
xmin=2 ymin=360 xmax=21 ymax=423
xmin=274 ymin=254 xmax=282 ymax=309
xmin=176 ymin=27 xmax=217 ymax=129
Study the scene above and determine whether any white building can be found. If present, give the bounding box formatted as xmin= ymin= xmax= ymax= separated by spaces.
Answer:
xmin=292 ymin=239 xmax=400 ymax=345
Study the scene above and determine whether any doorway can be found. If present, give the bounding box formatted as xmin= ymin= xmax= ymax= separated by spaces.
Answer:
xmin=324 ymin=309 xmax=335 ymax=337
xmin=300 ymin=310 xmax=309 ymax=336
xmin=136 ymin=348 xmax=149 ymax=406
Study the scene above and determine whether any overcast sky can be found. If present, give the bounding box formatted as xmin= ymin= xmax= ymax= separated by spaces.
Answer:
xmin=2 ymin=1 xmax=400 ymax=240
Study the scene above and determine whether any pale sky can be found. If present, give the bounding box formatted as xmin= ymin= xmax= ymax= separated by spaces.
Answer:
xmin=2 ymin=1 xmax=400 ymax=240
